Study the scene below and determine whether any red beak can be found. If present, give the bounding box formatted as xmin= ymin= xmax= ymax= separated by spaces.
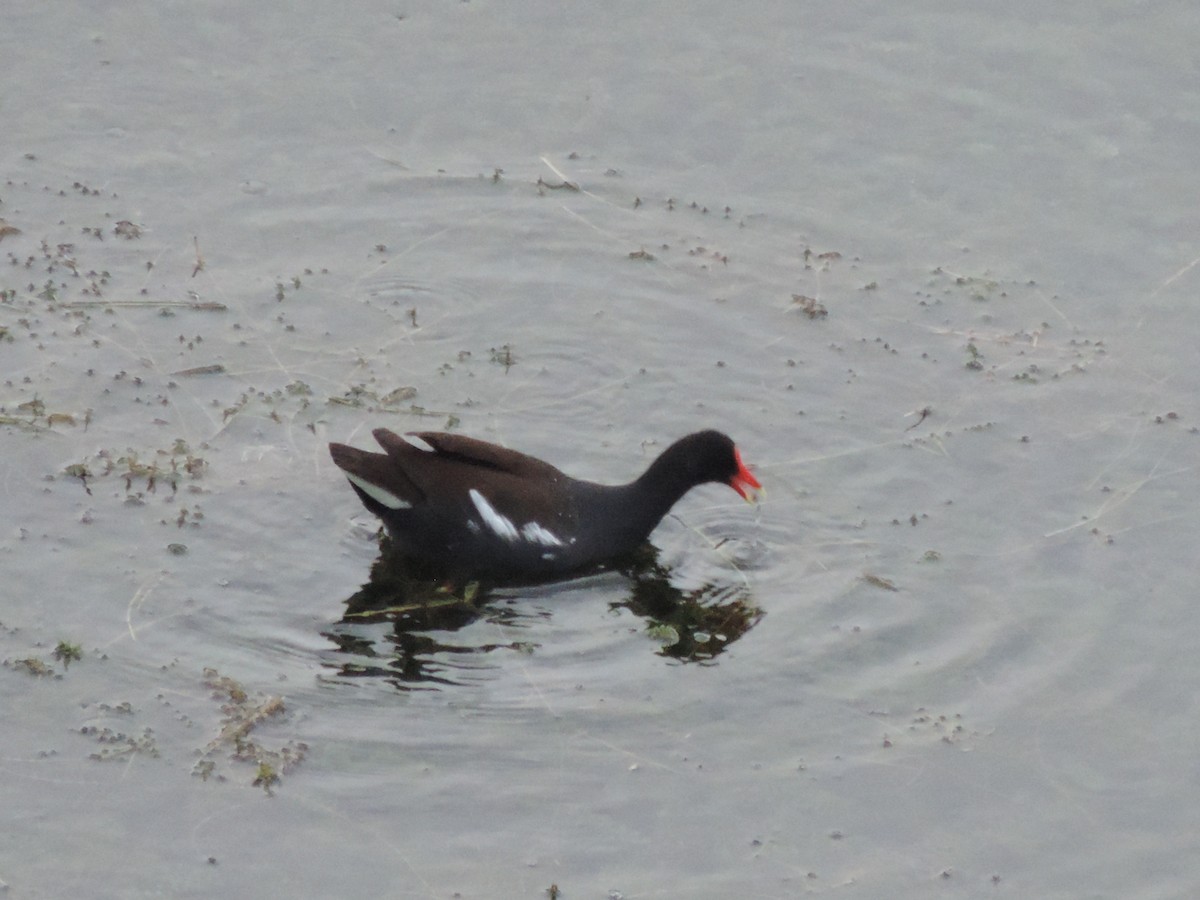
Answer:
xmin=729 ymin=448 xmax=763 ymax=503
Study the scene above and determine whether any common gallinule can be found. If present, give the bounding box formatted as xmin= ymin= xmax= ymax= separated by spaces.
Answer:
xmin=329 ymin=429 xmax=762 ymax=583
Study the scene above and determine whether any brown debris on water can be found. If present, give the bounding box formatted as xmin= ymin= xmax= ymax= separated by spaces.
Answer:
xmin=197 ymin=668 xmax=307 ymax=795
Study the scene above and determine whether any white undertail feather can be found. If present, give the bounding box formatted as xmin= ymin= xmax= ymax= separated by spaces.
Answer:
xmin=346 ymin=473 xmax=412 ymax=510
xmin=401 ymin=433 xmax=436 ymax=452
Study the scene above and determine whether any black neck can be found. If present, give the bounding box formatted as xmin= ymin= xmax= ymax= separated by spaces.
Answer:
xmin=616 ymin=436 xmax=718 ymax=537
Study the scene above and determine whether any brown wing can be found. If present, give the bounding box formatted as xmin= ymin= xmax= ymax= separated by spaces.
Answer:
xmin=402 ymin=431 xmax=569 ymax=482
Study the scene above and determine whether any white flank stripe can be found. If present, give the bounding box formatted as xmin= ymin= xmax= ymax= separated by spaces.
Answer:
xmin=469 ymin=489 xmax=519 ymax=542
xmin=522 ymin=521 xmax=564 ymax=547
xmin=346 ymin=473 xmax=412 ymax=510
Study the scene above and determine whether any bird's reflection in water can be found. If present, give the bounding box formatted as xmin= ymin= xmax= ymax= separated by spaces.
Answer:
xmin=614 ymin=544 xmax=763 ymax=663
xmin=322 ymin=536 xmax=762 ymax=690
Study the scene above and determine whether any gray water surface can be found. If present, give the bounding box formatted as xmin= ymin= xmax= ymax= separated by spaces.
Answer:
xmin=2 ymin=2 xmax=1198 ymax=898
